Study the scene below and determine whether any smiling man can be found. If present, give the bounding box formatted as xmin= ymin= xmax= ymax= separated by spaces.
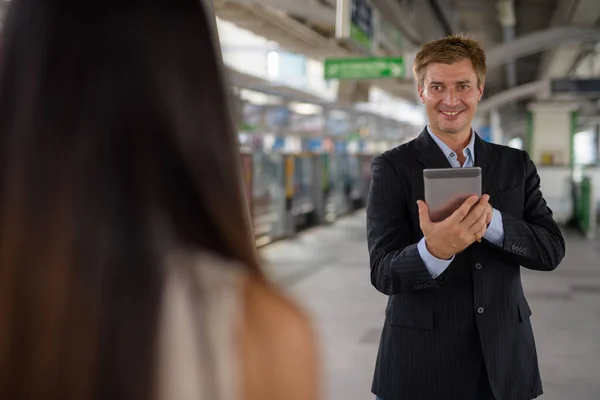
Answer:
xmin=366 ymin=35 xmax=565 ymax=400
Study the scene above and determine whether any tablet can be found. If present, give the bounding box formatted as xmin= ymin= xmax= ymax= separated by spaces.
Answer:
xmin=423 ymin=167 xmax=482 ymax=222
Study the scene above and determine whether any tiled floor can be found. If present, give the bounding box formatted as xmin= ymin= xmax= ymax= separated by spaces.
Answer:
xmin=261 ymin=211 xmax=600 ymax=400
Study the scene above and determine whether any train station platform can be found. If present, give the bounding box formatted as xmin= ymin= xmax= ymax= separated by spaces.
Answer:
xmin=260 ymin=211 xmax=600 ymax=400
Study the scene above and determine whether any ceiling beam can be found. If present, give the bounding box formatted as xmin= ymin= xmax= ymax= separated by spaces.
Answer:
xmin=222 ymin=0 xmax=424 ymax=47
xmin=478 ymin=80 xmax=549 ymax=114
xmin=486 ymin=26 xmax=600 ymax=70
xmin=227 ymin=66 xmax=336 ymax=104
xmin=536 ymin=0 xmax=600 ymax=98
xmin=427 ymin=0 xmax=453 ymax=37
xmin=226 ymin=0 xmax=336 ymax=26
xmin=214 ymin=0 xmax=421 ymax=103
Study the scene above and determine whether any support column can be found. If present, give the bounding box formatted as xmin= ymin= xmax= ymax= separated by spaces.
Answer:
xmin=490 ymin=109 xmax=504 ymax=145
xmin=526 ymin=101 xmax=579 ymax=166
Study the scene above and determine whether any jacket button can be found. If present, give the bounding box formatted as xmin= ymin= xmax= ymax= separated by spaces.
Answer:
xmin=477 ymin=307 xmax=485 ymax=314
xmin=474 ymin=263 xmax=483 ymax=270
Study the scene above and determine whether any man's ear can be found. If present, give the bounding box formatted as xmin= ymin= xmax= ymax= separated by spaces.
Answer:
xmin=418 ymin=85 xmax=425 ymax=103
xmin=478 ymin=83 xmax=485 ymax=101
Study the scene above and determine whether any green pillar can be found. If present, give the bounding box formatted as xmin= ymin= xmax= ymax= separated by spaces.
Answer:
xmin=570 ymin=110 xmax=578 ymax=168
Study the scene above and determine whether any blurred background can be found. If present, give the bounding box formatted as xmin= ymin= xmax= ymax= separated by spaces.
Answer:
xmin=3 ymin=0 xmax=599 ymax=398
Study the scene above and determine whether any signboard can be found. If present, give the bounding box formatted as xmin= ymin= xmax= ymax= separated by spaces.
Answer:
xmin=551 ymin=79 xmax=600 ymax=94
xmin=351 ymin=0 xmax=375 ymax=50
xmin=336 ymin=0 xmax=376 ymax=52
xmin=324 ymin=57 xmax=405 ymax=80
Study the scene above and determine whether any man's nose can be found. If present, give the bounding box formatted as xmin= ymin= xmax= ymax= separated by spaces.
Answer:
xmin=442 ymin=89 xmax=460 ymax=106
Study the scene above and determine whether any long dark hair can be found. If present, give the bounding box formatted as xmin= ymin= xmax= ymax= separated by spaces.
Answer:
xmin=0 ymin=1 xmax=259 ymax=399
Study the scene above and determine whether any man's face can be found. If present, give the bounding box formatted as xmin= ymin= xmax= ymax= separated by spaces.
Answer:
xmin=418 ymin=58 xmax=484 ymax=136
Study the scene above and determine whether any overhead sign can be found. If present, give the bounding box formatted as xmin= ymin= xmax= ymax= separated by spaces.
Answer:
xmin=336 ymin=0 xmax=376 ymax=52
xmin=551 ymin=79 xmax=600 ymax=94
xmin=324 ymin=57 xmax=405 ymax=80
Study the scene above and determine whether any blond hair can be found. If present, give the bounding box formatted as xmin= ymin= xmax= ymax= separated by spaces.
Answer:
xmin=413 ymin=33 xmax=486 ymax=88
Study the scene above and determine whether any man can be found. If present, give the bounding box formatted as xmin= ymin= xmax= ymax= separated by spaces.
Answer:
xmin=366 ymin=34 xmax=565 ymax=400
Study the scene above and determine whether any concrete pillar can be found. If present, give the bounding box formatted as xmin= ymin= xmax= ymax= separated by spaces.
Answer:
xmin=526 ymin=101 xmax=580 ymax=167
xmin=490 ymin=109 xmax=504 ymax=145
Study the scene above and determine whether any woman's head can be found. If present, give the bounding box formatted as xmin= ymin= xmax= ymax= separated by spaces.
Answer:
xmin=0 ymin=1 xmax=258 ymax=398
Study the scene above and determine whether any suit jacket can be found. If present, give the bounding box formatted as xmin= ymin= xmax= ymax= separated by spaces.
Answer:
xmin=366 ymin=128 xmax=565 ymax=400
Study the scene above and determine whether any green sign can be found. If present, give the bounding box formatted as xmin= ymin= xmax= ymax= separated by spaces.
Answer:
xmin=349 ymin=0 xmax=374 ymax=51
xmin=335 ymin=0 xmax=375 ymax=52
xmin=324 ymin=57 xmax=405 ymax=80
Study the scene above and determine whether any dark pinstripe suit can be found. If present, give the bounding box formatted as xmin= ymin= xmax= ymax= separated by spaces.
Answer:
xmin=366 ymin=129 xmax=565 ymax=400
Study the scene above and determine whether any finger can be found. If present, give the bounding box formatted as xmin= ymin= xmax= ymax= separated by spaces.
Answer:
xmin=468 ymin=206 xmax=489 ymax=234
xmin=485 ymin=203 xmax=494 ymax=226
xmin=453 ymin=195 xmax=486 ymax=227
xmin=416 ymin=200 xmax=431 ymax=228
xmin=477 ymin=224 xmax=487 ymax=240
xmin=464 ymin=220 xmax=487 ymax=245
xmin=467 ymin=204 xmax=489 ymax=230
xmin=473 ymin=222 xmax=487 ymax=243
xmin=458 ymin=227 xmax=478 ymax=247
xmin=447 ymin=195 xmax=479 ymax=224
xmin=461 ymin=195 xmax=490 ymax=228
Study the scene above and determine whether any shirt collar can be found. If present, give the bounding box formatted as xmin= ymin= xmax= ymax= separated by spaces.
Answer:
xmin=426 ymin=125 xmax=476 ymax=163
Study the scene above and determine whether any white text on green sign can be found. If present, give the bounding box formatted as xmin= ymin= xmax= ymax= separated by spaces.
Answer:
xmin=324 ymin=57 xmax=404 ymax=80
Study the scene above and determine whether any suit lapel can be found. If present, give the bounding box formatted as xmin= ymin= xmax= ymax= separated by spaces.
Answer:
xmin=415 ymin=128 xmax=452 ymax=169
xmin=415 ymin=127 xmax=499 ymax=195
xmin=474 ymin=133 xmax=499 ymax=195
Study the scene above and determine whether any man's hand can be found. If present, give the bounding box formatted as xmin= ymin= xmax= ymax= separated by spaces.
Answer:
xmin=417 ymin=195 xmax=491 ymax=260
xmin=484 ymin=201 xmax=493 ymax=227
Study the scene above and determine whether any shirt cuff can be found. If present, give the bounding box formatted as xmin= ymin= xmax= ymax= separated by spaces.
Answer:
xmin=483 ymin=208 xmax=505 ymax=247
xmin=417 ymin=237 xmax=454 ymax=279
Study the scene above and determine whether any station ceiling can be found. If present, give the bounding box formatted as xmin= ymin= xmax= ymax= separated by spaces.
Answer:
xmin=213 ymin=0 xmax=600 ymax=130
xmin=0 ymin=0 xmax=597 ymax=138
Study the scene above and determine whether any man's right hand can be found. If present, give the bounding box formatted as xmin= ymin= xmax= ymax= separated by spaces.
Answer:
xmin=417 ymin=195 xmax=491 ymax=260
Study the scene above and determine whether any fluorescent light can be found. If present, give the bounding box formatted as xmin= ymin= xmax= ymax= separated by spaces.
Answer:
xmin=288 ymin=102 xmax=322 ymax=115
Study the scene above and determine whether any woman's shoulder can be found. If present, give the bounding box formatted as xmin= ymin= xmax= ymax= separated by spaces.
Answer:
xmin=166 ymin=249 xmax=319 ymax=360
xmin=238 ymin=268 xmax=321 ymax=400
xmin=162 ymin=249 xmax=321 ymax=400
xmin=165 ymin=250 xmax=248 ymax=298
